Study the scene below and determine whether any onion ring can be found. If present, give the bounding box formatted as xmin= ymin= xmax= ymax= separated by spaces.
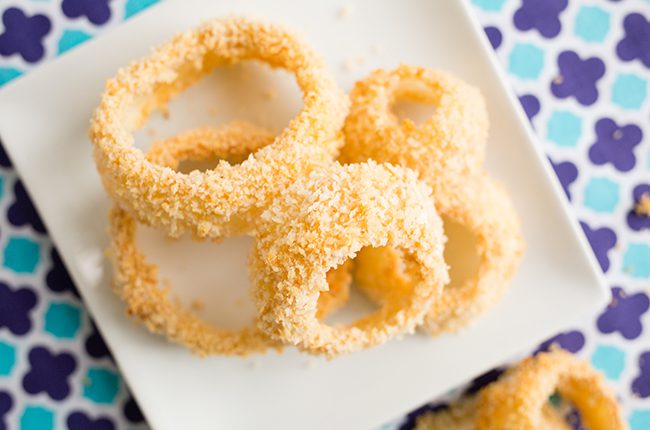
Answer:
xmin=250 ymin=161 xmax=449 ymax=357
xmin=475 ymin=350 xmax=625 ymax=430
xmin=109 ymin=122 xmax=350 ymax=356
xmin=92 ymin=16 xmax=348 ymax=239
xmin=354 ymin=173 xmax=524 ymax=334
xmin=414 ymin=393 xmax=572 ymax=430
xmin=415 ymin=398 xmax=480 ymax=430
xmin=341 ymin=65 xmax=522 ymax=334
xmin=340 ymin=65 xmax=488 ymax=192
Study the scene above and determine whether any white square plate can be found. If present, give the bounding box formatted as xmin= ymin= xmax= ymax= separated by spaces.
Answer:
xmin=0 ymin=1 xmax=608 ymax=429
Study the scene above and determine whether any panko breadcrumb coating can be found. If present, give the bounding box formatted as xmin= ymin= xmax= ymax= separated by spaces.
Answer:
xmin=340 ymin=65 xmax=489 ymax=194
xmin=341 ymin=65 xmax=523 ymax=334
xmin=355 ymin=173 xmax=524 ymax=335
xmin=319 ymin=260 xmax=353 ymax=320
xmin=96 ymin=18 xmax=527 ymax=362
xmin=109 ymin=123 xmax=352 ymax=356
xmin=110 ymin=205 xmax=275 ymax=356
xmin=416 ymin=397 xmax=480 ymax=430
xmin=476 ymin=350 xmax=626 ymax=430
xmin=416 ymin=351 xmax=623 ymax=430
xmin=145 ymin=121 xmax=275 ymax=167
xmin=91 ymin=16 xmax=348 ymax=240
xmin=414 ymin=394 xmax=570 ymax=430
xmin=250 ymin=161 xmax=449 ymax=357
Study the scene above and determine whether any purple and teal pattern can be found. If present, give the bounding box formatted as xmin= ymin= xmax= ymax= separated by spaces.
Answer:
xmin=0 ymin=2 xmax=153 ymax=429
xmin=0 ymin=1 xmax=649 ymax=429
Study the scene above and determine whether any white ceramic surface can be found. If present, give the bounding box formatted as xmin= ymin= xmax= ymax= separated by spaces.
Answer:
xmin=0 ymin=1 xmax=608 ymax=429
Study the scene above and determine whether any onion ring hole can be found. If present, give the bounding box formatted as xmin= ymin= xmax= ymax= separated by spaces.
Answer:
xmin=132 ymin=60 xmax=305 ymax=166
xmin=390 ymin=79 xmax=438 ymax=126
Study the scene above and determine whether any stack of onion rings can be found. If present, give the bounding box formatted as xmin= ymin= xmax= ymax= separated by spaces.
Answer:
xmin=94 ymin=18 xmax=526 ymax=360
xmin=341 ymin=65 xmax=524 ymax=334
xmin=91 ymin=16 xmax=625 ymax=428
xmin=415 ymin=351 xmax=625 ymax=430
xmin=109 ymin=122 xmax=352 ymax=356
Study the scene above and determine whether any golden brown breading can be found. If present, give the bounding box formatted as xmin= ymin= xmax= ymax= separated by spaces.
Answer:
xmin=476 ymin=350 xmax=626 ymax=430
xmin=109 ymin=123 xmax=351 ymax=356
xmin=92 ymin=17 xmax=348 ymax=239
xmin=354 ymin=173 xmax=524 ymax=335
xmin=250 ymin=161 xmax=449 ymax=357
xmin=342 ymin=66 xmax=523 ymax=334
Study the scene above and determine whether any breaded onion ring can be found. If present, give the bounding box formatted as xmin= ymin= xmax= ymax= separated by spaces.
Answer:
xmin=415 ymin=398 xmax=480 ymax=430
xmin=250 ymin=161 xmax=449 ymax=357
xmin=109 ymin=122 xmax=350 ymax=356
xmin=476 ymin=350 xmax=626 ymax=430
xmin=340 ymin=65 xmax=488 ymax=192
xmin=354 ymin=173 xmax=524 ymax=334
xmin=341 ymin=65 xmax=522 ymax=333
xmin=145 ymin=121 xmax=276 ymax=167
xmin=414 ymin=395 xmax=571 ymax=430
xmin=92 ymin=16 xmax=348 ymax=239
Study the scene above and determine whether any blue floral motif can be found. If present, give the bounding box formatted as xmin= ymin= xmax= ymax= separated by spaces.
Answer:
xmin=632 ymin=352 xmax=650 ymax=398
xmin=7 ymin=180 xmax=46 ymax=234
xmin=67 ymin=411 xmax=115 ymax=430
xmin=22 ymin=346 xmax=76 ymax=401
xmin=536 ymin=330 xmax=585 ymax=353
xmin=45 ymin=247 xmax=80 ymax=297
xmin=484 ymin=26 xmax=502 ymax=50
xmin=519 ymin=94 xmax=541 ymax=121
xmin=85 ymin=322 xmax=112 ymax=360
xmin=0 ymin=391 xmax=12 ymax=430
xmin=580 ymin=221 xmax=617 ymax=273
xmin=588 ymin=118 xmax=642 ymax=172
xmin=617 ymin=13 xmax=650 ymax=68
xmin=464 ymin=367 xmax=506 ymax=394
xmin=597 ymin=287 xmax=649 ymax=340
xmin=0 ymin=282 xmax=37 ymax=335
xmin=513 ymin=0 xmax=568 ymax=38
xmin=628 ymin=184 xmax=650 ymax=231
xmin=62 ymin=0 xmax=112 ymax=26
xmin=397 ymin=403 xmax=449 ymax=430
xmin=551 ymin=51 xmax=605 ymax=106
xmin=550 ymin=158 xmax=578 ymax=200
xmin=0 ymin=8 xmax=51 ymax=63
xmin=123 ymin=396 xmax=144 ymax=424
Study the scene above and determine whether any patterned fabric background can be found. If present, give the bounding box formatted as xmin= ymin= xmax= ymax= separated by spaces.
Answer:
xmin=0 ymin=0 xmax=648 ymax=429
